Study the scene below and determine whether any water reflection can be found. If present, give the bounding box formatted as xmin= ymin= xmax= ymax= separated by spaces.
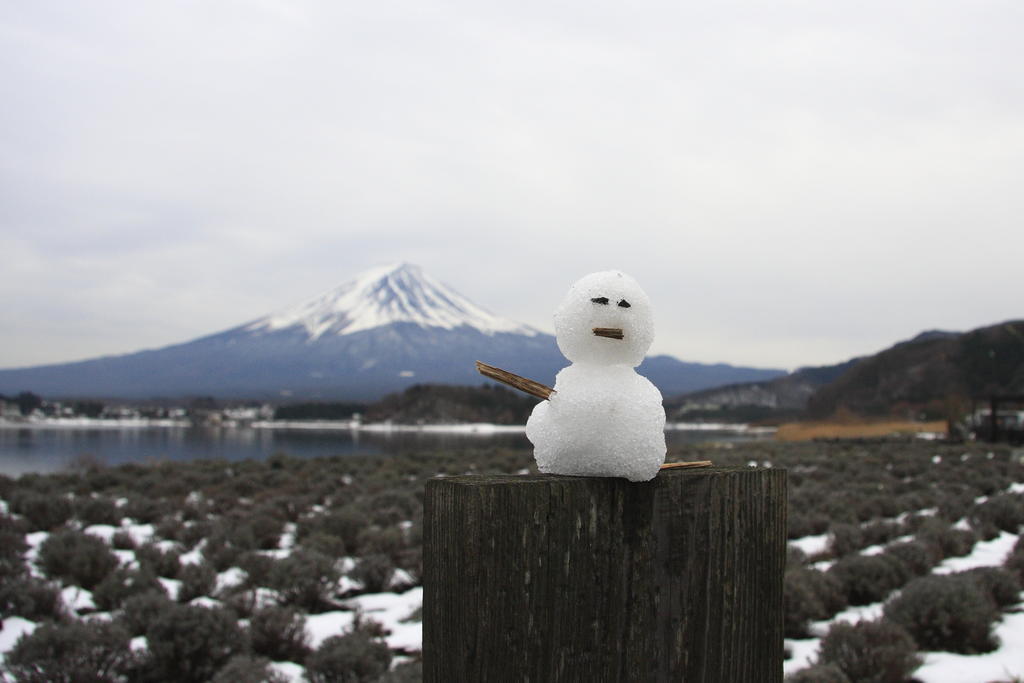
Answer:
xmin=0 ymin=425 xmax=768 ymax=476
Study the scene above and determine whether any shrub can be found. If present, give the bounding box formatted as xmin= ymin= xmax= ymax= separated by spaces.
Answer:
xmin=75 ymin=496 xmax=122 ymax=527
xmin=111 ymin=530 xmax=136 ymax=550
xmin=788 ymin=513 xmax=830 ymax=540
xmin=349 ymin=554 xmax=396 ymax=594
xmin=301 ymin=506 xmax=370 ymax=555
xmin=784 ymin=568 xmax=846 ymax=638
xmin=141 ymin=604 xmax=247 ymax=683
xmin=268 ymin=550 xmax=340 ymax=612
xmin=9 ymin=491 xmax=73 ymax=531
xmin=882 ymin=541 xmax=940 ymax=577
xmin=0 ymin=576 xmax=65 ymax=621
xmin=121 ymin=496 xmax=172 ymax=525
xmin=38 ymin=528 xmax=119 ymax=590
xmin=971 ymin=494 xmax=1024 ymax=535
xmin=817 ymin=619 xmax=920 ymax=683
xmin=829 ymin=555 xmax=909 ymax=606
xmin=119 ymin=591 xmax=174 ymax=637
xmin=302 ymin=531 xmax=347 ymax=558
xmin=959 ymin=567 xmax=1020 ymax=609
xmin=786 ymin=663 xmax=851 ymax=683
xmin=935 ymin=493 xmax=973 ymax=522
xmin=884 ymin=574 xmax=1000 ymax=653
xmin=916 ymin=519 xmax=976 ymax=558
xmin=237 ymin=551 xmax=276 ymax=588
xmin=154 ymin=516 xmax=186 ymax=543
xmin=243 ymin=511 xmax=286 ymax=550
xmin=211 ymin=655 xmax=288 ymax=683
xmin=179 ymin=519 xmax=210 ymax=550
xmin=249 ymin=605 xmax=311 ymax=662
xmin=135 ymin=543 xmax=181 ymax=579
xmin=0 ymin=513 xmax=28 ymax=579
xmin=202 ymin=539 xmax=241 ymax=573
xmin=356 ymin=525 xmax=406 ymax=561
xmin=860 ymin=520 xmax=902 ymax=548
xmin=93 ymin=566 xmax=165 ymax=612
xmin=828 ymin=524 xmax=864 ymax=558
xmin=378 ymin=659 xmax=424 ymax=683
xmin=4 ymin=620 xmax=136 ymax=682
xmin=177 ymin=561 xmax=217 ymax=603
xmin=305 ymin=629 xmax=392 ymax=683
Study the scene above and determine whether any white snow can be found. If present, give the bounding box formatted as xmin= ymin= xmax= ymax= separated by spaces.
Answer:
xmin=61 ymin=586 xmax=96 ymax=614
xmin=932 ymin=531 xmax=1018 ymax=574
xmin=119 ymin=523 xmax=156 ymax=545
xmin=82 ymin=524 xmax=119 ymax=543
xmin=526 ymin=271 xmax=666 ymax=482
xmin=0 ymin=617 xmax=37 ymax=661
xmin=23 ymin=531 xmax=49 ymax=570
xmin=790 ymin=533 xmax=830 ymax=557
xmin=279 ymin=523 xmax=297 ymax=550
xmin=188 ymin=596 xmax=223 ymax=609
xmin=246 ymin=262 xmax=536 ymax=340
xmin=178 ymin=545 xmax=204 ymax=566
xmin=216 ymin=566 xmax=247 ymax=593
xmin=305 ymin=611 xmax=357 ymax=649
xmin=158 ymin=577 xmax=182 ymax=601
xmin=345 ymin=587 xmax=423 ymax=652
xmin=784 ymin=637 xmax=821 ymax=675
xmin=269 ymin=661 xmax=306 ymax=682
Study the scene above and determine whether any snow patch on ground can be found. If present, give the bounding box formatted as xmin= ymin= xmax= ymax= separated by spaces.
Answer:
xmin=61 ymin=586 xmax=96 ymax=614
xmin=178 ymin=543 xmax=204 ymax=566
xmin=790 ymin=533 xmax=830 ymax=557
xmin=305 ymin=611 xmax=357 ymax=649
xmin=0 ymin=617 xmax=37 ymax=663
xmin=345 ymin=588 xmax=423 ymax=652
xmin=158 ymin=577 xmax=182 ymax=601
xmin=268 ymin=660 xmax=306 ymax=682
xmin=216 ymin=566 xmax=247 ymax=594
xmin=120 ymin=523 xmax=155 ymax=546
xmin=933 ymin=532 xmax=1017 ymax=575
xmin=82 ymin=524 xmax=119 ymax=543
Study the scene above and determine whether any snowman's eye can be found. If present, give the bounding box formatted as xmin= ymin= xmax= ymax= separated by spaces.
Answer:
xmin=618 ymin=299 xmax=631 ymax=308
xmin=590 ymin=297 xmax=609 ymax=305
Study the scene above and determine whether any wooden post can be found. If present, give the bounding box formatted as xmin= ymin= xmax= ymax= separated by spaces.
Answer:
xmin=424 ymin=466 xmax=787 ymax=682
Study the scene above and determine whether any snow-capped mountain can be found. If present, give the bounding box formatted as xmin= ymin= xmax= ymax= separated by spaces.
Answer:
xmin=246 ymin=263 xmax=536 ymax=340
xmin=0 ymin=264 xmax=785 ymax=401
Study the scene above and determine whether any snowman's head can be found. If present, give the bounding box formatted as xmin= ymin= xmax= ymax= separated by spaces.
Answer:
xmin=553 ymin=270 xmax=654 ymax=367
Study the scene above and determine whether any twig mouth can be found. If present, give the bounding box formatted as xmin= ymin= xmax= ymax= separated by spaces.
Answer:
xmin=592 ymin=327 xmax=624 ymax=340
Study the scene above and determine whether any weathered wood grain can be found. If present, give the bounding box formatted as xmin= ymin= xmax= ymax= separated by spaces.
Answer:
xmin=424 ymin=466 xmax=786 ymax=682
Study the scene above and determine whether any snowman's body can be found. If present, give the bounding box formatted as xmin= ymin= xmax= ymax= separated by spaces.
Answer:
xmin=526 ymin=271 xmax=667 ymax=482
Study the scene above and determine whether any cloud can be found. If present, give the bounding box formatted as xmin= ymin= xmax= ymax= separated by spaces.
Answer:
xmin=1 ymin=0 xmax=1022 ymax=370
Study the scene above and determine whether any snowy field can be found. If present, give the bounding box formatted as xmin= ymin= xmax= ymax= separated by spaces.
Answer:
xmin=2 ymin=442 xmax=1022 ymax=681
xmin=787 ymin=514 xmax=1024 ymax=681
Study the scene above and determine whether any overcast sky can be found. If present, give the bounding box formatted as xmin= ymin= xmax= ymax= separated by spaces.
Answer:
xmin=2 ymin=1 xmax=1022 ymax=373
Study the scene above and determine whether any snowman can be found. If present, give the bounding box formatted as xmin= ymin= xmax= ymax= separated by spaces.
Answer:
xmin=525 ymin=270 xmax=666 ymax=482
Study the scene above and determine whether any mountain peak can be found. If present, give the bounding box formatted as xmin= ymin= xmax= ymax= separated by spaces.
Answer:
xmin=245 ymin=263 xmax=537 ymax=340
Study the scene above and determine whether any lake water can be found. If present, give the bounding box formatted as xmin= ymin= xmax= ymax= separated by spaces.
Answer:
xmin=0 ymin=424 xmax=772 ymax=476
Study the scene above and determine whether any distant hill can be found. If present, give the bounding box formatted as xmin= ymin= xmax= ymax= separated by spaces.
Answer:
xmin=664 ymin=358 xmax=860 ymax=421
xmin=0 ymin=263 xmax=784 ymax=402
xmin=667 ymin=320 xmax=1024 ymax=421
xmin=807 ymin=320 xmax=1024 ymax=418
xmin=364 ymin=384 xmax=535 ymax=424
